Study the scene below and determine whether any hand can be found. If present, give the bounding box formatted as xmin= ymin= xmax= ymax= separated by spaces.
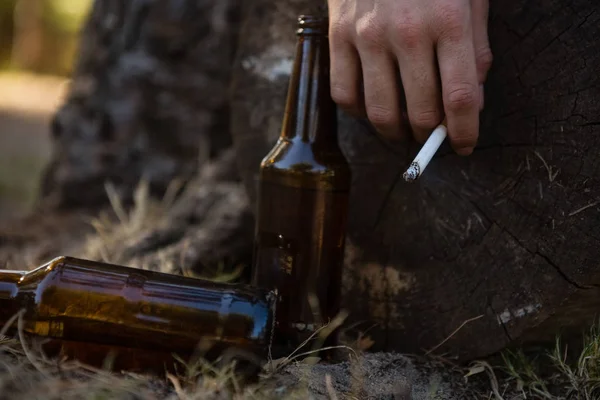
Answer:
xmin=327 ymin=0 xmax=492 ymax=155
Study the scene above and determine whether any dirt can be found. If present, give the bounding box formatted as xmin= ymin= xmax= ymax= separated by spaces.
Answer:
xmin=278 ymin=352 xmax=478 ymax=399
xmin=0 ymin=337 xmax=484 ymax=400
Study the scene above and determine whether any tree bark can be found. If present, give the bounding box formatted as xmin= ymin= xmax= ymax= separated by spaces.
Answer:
xmin=40 ymin=0 xmax=241 ymax=210
xmin=230 ymin=0 xmax=600 ymax=360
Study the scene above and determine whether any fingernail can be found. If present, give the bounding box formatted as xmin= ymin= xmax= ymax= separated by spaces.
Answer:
xmin=479 ymin=84 xmax=485 ymax=111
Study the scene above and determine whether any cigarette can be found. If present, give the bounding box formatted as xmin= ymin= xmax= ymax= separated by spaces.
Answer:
xmin=402 ymin=122 xmax=447 ymax=183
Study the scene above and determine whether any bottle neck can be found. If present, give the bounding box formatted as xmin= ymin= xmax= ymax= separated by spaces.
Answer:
xmin=281 ymin=31 xmax=337 ymax=144
xmin=0 ymin=271 xmax=26 ymax=330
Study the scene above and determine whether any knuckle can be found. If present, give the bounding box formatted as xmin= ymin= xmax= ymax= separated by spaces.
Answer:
xmin=356 ymin=17 xmax=385 ymax=48
xmin=330 ymin=83 xmax=357 ymax=109
xmin=445 ymin=83 xmax=478 ymax=111
xmin=410 ymin=108 xmax=441 ymax=130
xmin=366 ymin=104 xmax=397 ymax=128
xmin=435 ymin=2 xmax=467 ymax=40
xmin=392 ymin=20 xmax=422 ymax=51
xmin=476 ymin=47 xmax=494 ymax=74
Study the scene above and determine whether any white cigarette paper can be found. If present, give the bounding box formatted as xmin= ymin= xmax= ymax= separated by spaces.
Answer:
xmin=402 ymin=124 xmax=447 ymax=183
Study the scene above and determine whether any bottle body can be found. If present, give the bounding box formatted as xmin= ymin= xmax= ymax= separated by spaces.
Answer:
xmin=251 ymin=16 xmax=351 ymax=355
xmin=0 ymin=256 xmax=275 ymax=372
xmin=253 ymin=165 xmax=349 ymax=353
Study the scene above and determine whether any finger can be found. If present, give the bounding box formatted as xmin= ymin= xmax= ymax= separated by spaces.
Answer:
xmin=396 ymin=41 xmax=443 ymax=143
xmin=470 ymin=0 xmax=492 ymax=110
xmin=436 ymin=8 xmax=480 ymax=155
xmin=470 ymin=0 xmax=492 ymax=83
xmin=353 ymin=18 xmax=404 ymax=140
xmin=329 ymin=24 xmax=364 ymax=116
xmin=359 ymin=49 xmax=404 ymax=140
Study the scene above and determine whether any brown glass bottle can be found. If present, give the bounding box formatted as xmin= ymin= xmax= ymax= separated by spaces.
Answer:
xmin=0 ymin=256 xmax=275 ymax=373
xmin=251 ymin=15 xmax=351 ymax=357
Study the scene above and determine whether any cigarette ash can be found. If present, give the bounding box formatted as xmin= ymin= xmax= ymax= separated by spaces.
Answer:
xmin=403 ymin=162 xmax=420 ymax=183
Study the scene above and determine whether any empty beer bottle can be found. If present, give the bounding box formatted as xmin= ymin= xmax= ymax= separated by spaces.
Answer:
xmin=0 ymin=256 xmax=275 ymax=374
xmin=251 ymin=15 xmax=351 ymax=357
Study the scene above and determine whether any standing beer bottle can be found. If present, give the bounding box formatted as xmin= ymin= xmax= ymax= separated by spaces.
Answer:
xmin=252 ymin=15 xmax=351 ymax=357
xmin=0 ymin=256 xmax=275 ymax=374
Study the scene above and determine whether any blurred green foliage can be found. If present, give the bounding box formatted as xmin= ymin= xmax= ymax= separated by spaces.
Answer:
xmin=45 ymin=0 xmax=92 ymax=33
xmin=0 ymin=0 xmax=92 ymax=76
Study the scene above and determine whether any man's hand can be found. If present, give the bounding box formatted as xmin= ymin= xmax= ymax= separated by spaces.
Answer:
xmin=328 ymin=0 xmax=492 ymax=155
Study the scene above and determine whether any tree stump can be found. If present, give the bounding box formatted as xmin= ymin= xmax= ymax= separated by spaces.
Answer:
xmin=230 ymin=0 xmax=600 ymax=360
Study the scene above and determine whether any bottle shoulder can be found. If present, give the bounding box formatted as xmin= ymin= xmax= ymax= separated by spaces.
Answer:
xmin=261 ymin=138 xmax=349 ymax=172
xmin=260 ymin=139 xmax=350 ymax=191
xmin=18 ymin=256 xmax=67 ymax=288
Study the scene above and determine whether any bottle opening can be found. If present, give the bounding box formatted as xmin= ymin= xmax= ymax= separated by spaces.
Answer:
xmin=297 ymin=15 xmax=328 ymax=36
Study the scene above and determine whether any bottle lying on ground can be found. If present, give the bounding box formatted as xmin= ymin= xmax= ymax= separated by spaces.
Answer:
xmin=251 ymin=15 xmax=351 ymax=360
xmin=0 ymin=256 xmax=275 ymax=375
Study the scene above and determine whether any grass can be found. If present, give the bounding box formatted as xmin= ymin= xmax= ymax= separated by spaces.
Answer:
xmin=463 ymin=322 xmax=600 ymax=399
xmin=501 ymin=325 xmax=600 ymax=399
xmin=81 ymin=179 xmax=180 ymax=266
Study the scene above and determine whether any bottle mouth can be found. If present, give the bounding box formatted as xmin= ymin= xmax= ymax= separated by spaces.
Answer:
xmin=297 ymin=15 xmax=328 ymax=36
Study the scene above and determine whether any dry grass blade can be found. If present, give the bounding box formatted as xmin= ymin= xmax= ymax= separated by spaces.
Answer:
xmin=16 ymin=310 xmax=50 ymax=378
xmin=130 ymin=179 xmax=150 ymax=233
xmin=162 ymin=178 xmax=185 ymax=210
xmin=266 ymin=311 xmax=352 ymax=375
xmin=0 ymin=310 xmax=25 ymax=338
xmin=425 ymin=315 xmax=484 ymax=356
xmin=84 ymin=179 xmax=172 ymax=264
xmin=285 ymin=345 xmax=358 ymax=365
xmin=466 ymin=361 xmax=504 ymax=400
xmin=325 ymin=373 xmax=338 ymax=400
xmin=104 ymin=181 xmax=129 ymax=226
xmin=167 ymin=373 xmax=188 ymax=400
